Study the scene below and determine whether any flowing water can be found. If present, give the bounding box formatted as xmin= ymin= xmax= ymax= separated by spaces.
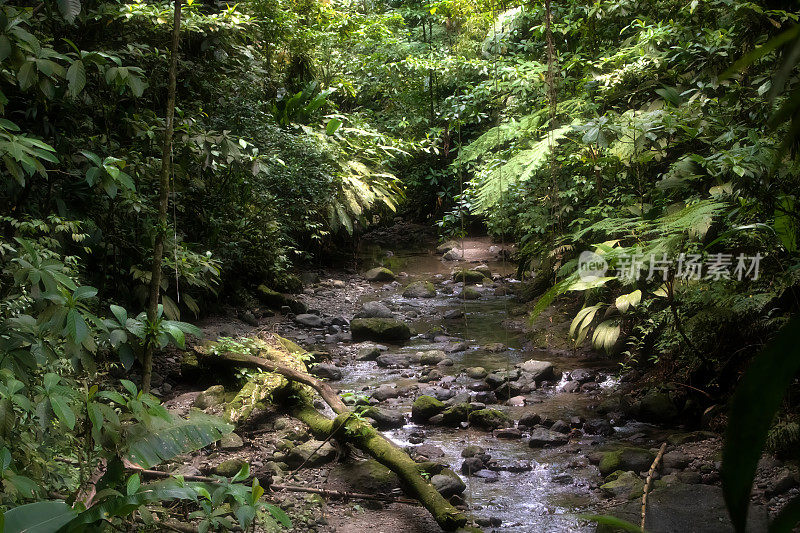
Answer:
xmin=305 ymin=240 xmax=651 ymax=532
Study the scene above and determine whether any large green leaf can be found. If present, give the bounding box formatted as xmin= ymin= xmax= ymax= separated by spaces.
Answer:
xmin=66 ymin=60 xmax=85 ymax=96
xmin=76 ymin=478 xmax=198 ymax=525
xmin=722 ymin=318 xmax=800 ymax=532
xmin=124 ymin=413 xmax=233 ymax=469
xmin=3 ymin=500 xmax=77 ymax=533
xmin=774 ymin=195 xmax=798 ymax=253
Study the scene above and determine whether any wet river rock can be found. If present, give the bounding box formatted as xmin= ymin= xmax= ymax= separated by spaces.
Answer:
xmin=354 ymin=301 xmax=395 ymax=319
xmin=364 ymin=267 xmax=396 ymax=282
xmin=350 ymin=317 xmax=412 ymax=342
xmin=452 ymin=269 xmax=488 ymax=284
xmin=402 ymin=280 xmax=436 ymax=298
xmin=468 ymin=408 xmax=512 ymax=430
xmin=412 ymin=395 xmax=446 ymax=422
xmin=528 ymin=428 xmax=570 ymax=448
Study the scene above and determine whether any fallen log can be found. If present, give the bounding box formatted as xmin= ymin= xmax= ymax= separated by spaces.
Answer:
xmin=194 ymin=341 xmax=469 ymax=531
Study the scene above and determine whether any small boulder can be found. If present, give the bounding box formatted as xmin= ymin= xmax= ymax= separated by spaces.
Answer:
xmin=473 ymin=264 xmax=492 ymax=277
xmin=354 ymin=301 xmax=395 ymax=319
xmin=294 ymin=313 xmax=324 ymax=327
xmin=256 ymin=285 xmax=307 ymax=313
xmin=517 ymin=360 xmax=555 ymax=382
xmin=436 ymin=241 xmax=459 ymax=254
xmin=350 ymin=318 xmax=412 ymax=342
xmin=440 ymin=403 xmax=473 ymax=426
xmin=286 ymin=439 xmax=337 ymax=468
xmin=194 ymin=385 xmax=226 ymax=410
xmin=466 ymin=367 xmax=488 ymax=379
xmin=219 ymin=432 xmax=244 ymax=449
xmin=461 ymin=286 xmax=481 ymax=300
xmin=468 ymin=409 xmax=512 ymax=430
xmin=371 ymin=384 xmax=400 ymax=401
xmin=518 ymin=413 xmax=542 ymax=428
xmin=362 ymin=406 xmax=405 ymax=429
xmin=528 ymin=428 xmax=569 ymax=448
xmin=443 ymin=309 xmax=464 ymax=320
xmin=431 ymin=470 xmax=466 ymax=497
xmin=376 ymin=353 xmax=415 ymax=368
xmin=412 ymin=395 xmax=446 ymax=422
xmin=310 ymin=363 xmax=342 ymax=381
xmin=601 ymin=471 xmax=645 ymax=499
xmin=452 ymin=269 xmax=487 ymax=284
xmin=599 ymin=447 xmax=656 ymax=476
xmin=215 ymin=459 xmax=247 ymax=477
xmin=356 ymin=344 xmax=384 ymax=360
xmin=403 ymin=281 xmax=436 ymax=298
xmin=638 ymin=388 xmax=680 ymax=423
xmin=365 ymin=267 xmax=396 ymax=282
xmin=418 ymin=350 xmax=447 ymax=365
xmin=443 ymin=248 xmax=462 ymax=261
xmin=461 ymin=445 xmax=486 ymax=458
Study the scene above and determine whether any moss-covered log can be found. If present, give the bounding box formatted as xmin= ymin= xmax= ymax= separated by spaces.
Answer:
xmin=290 ymin=395 xmax=466 ymax=530
xmin=194 ymin=336 xmax=468 ymax=531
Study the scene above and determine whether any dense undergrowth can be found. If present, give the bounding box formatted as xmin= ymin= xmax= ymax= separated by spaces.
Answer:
xmin=1 ymin=0 xmax=800 ymax=530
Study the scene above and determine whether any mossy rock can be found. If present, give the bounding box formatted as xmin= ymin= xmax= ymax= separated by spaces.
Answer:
xmin=461 ymin=286 xmax=481 ymax=300
xmin=272 ymin=272 xmax=303 ymax=293
xmin=350 ymin=318 xmax=412 ymax=342
xmin=365 ymin=267 xmax=396 ymax=282
xmin=195 ymin=385 xmax=227 ymax=410
xmin=286 ymin=439 xmax=337 ymax=468
xmin=418 ymin=349 xmax=447 ymax=365
xmin=468 ymin=409 xmax=512 ymax=430
xmin=180 ymin=353 xmax=202 ymax=380
xmin=436 ymin=241 xmax=459 ymax=254
xmin=403 ymin=281 xmax=436 ymax=298
xmin=441 ymin=403 xmax=472 ymax=426
xmin=452 ymin=269 xmax=487 ymax=284
xmin=412 ymin=395 xmax=446 ymax=422
xmin=599 ymin=447 xmax=656 ymax=476
xmin=600 ymin=471 xmax=645 ymax=500
xmin=638 ymin=388 xmax=680 ymax=423
xmin=224 ymin=335 xmax=310 ymax=423
xmin=215 ymin=459 xmax=247 ymax=477
xmin=256 ymin=285 xmax=307 ymax=313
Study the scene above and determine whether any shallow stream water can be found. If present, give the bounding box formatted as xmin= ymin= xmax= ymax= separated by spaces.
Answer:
xmin=321 ymin=241 xmax=648 ymax=531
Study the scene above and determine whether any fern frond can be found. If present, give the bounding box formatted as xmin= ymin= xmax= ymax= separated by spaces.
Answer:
xmin=472 ymin=125 xmax=571 ymax=214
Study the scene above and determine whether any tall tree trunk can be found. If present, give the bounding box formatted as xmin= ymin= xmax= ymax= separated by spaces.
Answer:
xmin=143 ymin=0 xmax=182 ymax=394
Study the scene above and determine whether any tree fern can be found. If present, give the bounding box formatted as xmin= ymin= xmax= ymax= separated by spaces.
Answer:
xmin=472 ymin=125 xmax=571 ymax=214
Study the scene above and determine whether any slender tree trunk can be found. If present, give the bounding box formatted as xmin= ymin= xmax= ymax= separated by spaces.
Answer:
xmin=143 ymin=0 xmax=182 ymax=394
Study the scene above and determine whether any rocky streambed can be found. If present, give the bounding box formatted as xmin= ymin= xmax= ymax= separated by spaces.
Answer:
xmin=170 ymin=235 xmax=794 ymax=532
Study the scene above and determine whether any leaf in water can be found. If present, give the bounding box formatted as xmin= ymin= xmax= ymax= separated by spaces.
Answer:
xmin=722 ymin=318 xmax=800 ymax=531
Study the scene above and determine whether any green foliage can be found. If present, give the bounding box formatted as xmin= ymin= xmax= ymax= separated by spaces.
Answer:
xmin=722 ymin=318 xmax=800 ymax=532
